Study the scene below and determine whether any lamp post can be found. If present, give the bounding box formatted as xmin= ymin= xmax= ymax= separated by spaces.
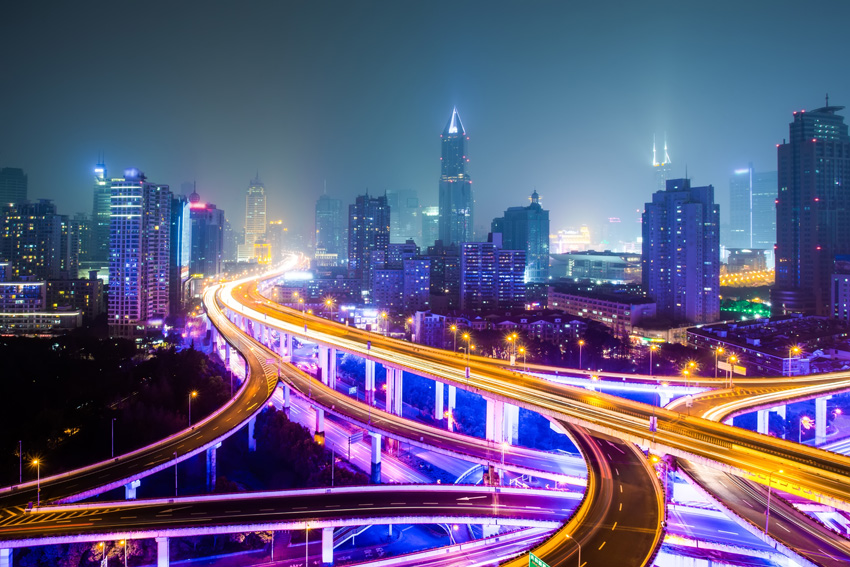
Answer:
xmin=765 ymin=469 xmax=784 ymax=537
xmin=450 ymin=325 xmax=457 ymax=352
xmin=789 ymin=346 xmax=801 ymax=377
xmin=649 ymin=345 xmax=658 ymax=379
xmin=305 ymin=525 xmax=309 ymax=567
xmin=728 ymin=355 xmax=738 ymax=388
xmin=519 ymin=346 xmax=527 ymax=371
xmin=565 ymin=533 xmax=581 ymax=567
xmin=99 ymin=542 xmax=106 ymax=566
xmin=111 ymin=417 xmax=116 ymax=458
xmin=189 ymin=391 xmax=198 ymax=425
xmin=501 ymin=441 xmax=507 ymax=466
xmin=324 ymin=297 xmax=335 ymax=321
xmin=120 ymin=540 xmax=127 ymax=567
xmin=578 ymin=339 xmax=585 ymax=370
xmin=714 ymin=347 xmax=724 ymax=379
xmin=33 ymin=459 xmax=40 ymax=507
xmin=463 ymin=333 xmax=472 ymax=384
xmin=381 ymin=312 xmax=388 ymax=336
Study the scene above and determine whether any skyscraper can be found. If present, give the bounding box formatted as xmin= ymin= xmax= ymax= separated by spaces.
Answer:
xmin=387 ymin=189 xmax=421 ymax=244
xmin=728 ymin=164 xmax=778 ymax=250
xmin=89 ymin=162 xmax=111 ymax=266
xmin=0 ymin=200 xmax=63 ymax=279
xmin=460 ymin=234 xmax=526 ymax=312
xmin=189 ymin=189 xmax=225 ymax=278
xmin=315 ymin=194 xmax=346 ymax=264
xmin=438 ymin=107 xmax=473 ymax=245
xmin=108 ymin=168 xmax=172 ymax=338
xmin=0 ymin=167 xmax=27 ymax=206
xmin=169 ymin=195 xmax=191 ymax=314
xmin=773 ymin=102 xmax=850 ymax=316
xmin=652 ymin=135 xmax=672 ymax=192
xmin=348 ymin=193 xmax=390 ymax=291
xmin=420 ymin=206 xmax=440 ymax=249
xmin=642 ymin=178 xmax=720 ymax=324
xmin=491 ymin=190 xmax=550 ymax=283
xmin=238 ymin=174 xmax=266 ymax=262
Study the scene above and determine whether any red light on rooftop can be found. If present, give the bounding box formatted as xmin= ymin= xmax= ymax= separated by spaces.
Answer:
xmin=816 ymin=246 xmax=822 ymax=250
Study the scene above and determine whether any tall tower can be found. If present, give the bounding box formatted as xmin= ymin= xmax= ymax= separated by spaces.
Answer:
xmin=239 ymin=174 xmax=267 ymax=261
xmin=348 ymin=193 xmax=390 ymax=290
xmin=0 ymin=167 xmax=27 ymax=206
xmin=90 ymin=161 xmax=111 ymax=266
xmin=491 ymin=190 xmax=550 ymax=283
xmin=438 ymin=107 xmax=473 ymax=245
xmin=642 ymin=178 xmax=720 ymax=324
xmin=773 ymin=102 xmax=850 ymax=316
xmin=315 ymin=194 xmax=346 ymax=263
xmin=652 ymin=135 xmax=672 ymax=192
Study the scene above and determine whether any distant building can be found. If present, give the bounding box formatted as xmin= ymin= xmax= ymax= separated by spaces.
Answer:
xmin=773 ymin=102 xmax=850 ymax=316
xmin=238 ymin=175 xmax=267 ymax=262
xmin=315 ymin=195 xmax=346 ymax=265
xmin=425 ymin=240 xmax=460 ymax=310
xmin=108 ymin=168 xmax=172 ymax=338
xmin=491 ymin=190 xmax=550 ymax=283
xmin=89 ymin=162 xmax=111 ymax=266
xmin=460 ymin=234 xmax=525 ymax=312
xmin=832 ymin=256 xmax=850 ymax=324
xmin=412 ymin=310 xmax=447 ymax=348
xmin=0 ymin=200 xmax=64 ymax=280
xmin=0 ymin=167 xmax=27 ymax=206
xmin=652 ymin=135 xmax=672 ymax=192
xmin=387 ymin=189 xmax=421 ymax=244
xmin=726 ymin=249 xmax=767 ymax=273
xmin=642 ymin=178 xmax=720 ymax=324
xmin=189 ymin=189 xmax=224 ymax=279
xmin=438 ymin=108 xmax=473 ymax=245
xmin=348 ymin=193 xmax=390 ymax=291
xmin=548 ymin=283 xmax=656 ymax=336
xmin=170 ymin=195 xmax=192 ymax=314
xmin=46 ymin=271 xmax=104 ymax=319
xmin=421 ymin=206 xmax=440 ymax=249
xmin=728 ymin=164 xmax=778 ymax=250
xmin=551 ymin=226 xmax=592 ymax=254
xmin=549 ymin=251 xmax=641 ymax=283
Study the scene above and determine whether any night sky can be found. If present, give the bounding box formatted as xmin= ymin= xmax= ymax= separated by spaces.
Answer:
xmin=2 ymin=1 xmax=849 ymax=242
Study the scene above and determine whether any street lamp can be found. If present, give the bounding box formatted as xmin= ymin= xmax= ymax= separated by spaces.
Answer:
xmin=789 ymin=346 xmax=801 ymax=376
xmin=189 ymin=391 xmax=198 ymax=425
xmin=578 ymin=339 xmax=585 ymax=370
xmin=381 ymin=312 xmax=388 ymax=336
xmin=565 ymin=533 xmax=581 ymax=567
xmin=649 ymin=344 xmax=658 ymax=379
xmin=99 ymin=542 xmax=105 ymax=566
xmin=120 ymin=540 xmax=127 ymax=567
xmin=518 ymin=346 xmax=527 ymax=371
xmin=765 ymin=469 xmax=784 ymax=537
xmin=728 ymin=355 xmax=738 ymax=388
xmin=111 ymin=417 xmax=117 ymax=458
xmin=32 ymin=459 xmax=40 ymax=507
xmin=450 ymin=325 xmax=458 ymax=352
xmin=714 ymin=347 xmax=724 ymax=379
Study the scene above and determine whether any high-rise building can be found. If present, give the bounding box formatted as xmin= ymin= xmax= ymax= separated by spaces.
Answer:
xmin=426 ymin=240 xmax=460 ymax=310
xmin=421 ymin=206 xmax=440 ymax=249
xmin=0 ymin=200 xmax=63 ymax=280
xmin=315 ymin=195 xmax=346 ymax=265
xmin=438 ymin=108 xmax=473 ymax=245
xmin=0 ymin=167 xmax=27 ymax=206
xmin=169 ymin=195 xmax=192 ymax=314
xmin=238 ymin=174 xmax=266 ymax=262
xmin=460 ymin=234 xmax=526 ymax=312
xmin=72 ymin=212 xmax=91 ymax=265
xmin=652 ymin=135 xmax=672 ymax=192
xmin=59 ymin=214 xmax=83 ymax=277
xmin=387 ymin=189 xmax=421 ymax=244
xmin=773 ymin=102 xmax=850 ymax=316
xmin=348 ymin=193 xmax=390 ymax=292
xmin=728 ymin=164 xmax=778 ymax=250
xmin=222 ymin=219 xmax=238 ymax=263
xmin=90 ymin=162 xmax=111 ymax=266
xmin=188 ymin=189 xmax=225 ymax=279
xmin=642 ymin=178 xmax=720 ymax=324
xmin=108 ymin=168 xmax=172 ymax=338
xmin=491 ymin=190 xmax=550 ymax=283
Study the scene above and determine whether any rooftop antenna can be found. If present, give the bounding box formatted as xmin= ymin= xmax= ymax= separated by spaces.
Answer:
xmin=323 ymin=179 xmax=327 ymax=195
xmin=664 ymin=133 xmax=670 ymax=164
xmin=652 ymin=135 xmax=657 ymax=166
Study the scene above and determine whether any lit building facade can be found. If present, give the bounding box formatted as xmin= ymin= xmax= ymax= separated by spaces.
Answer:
xmin=438 ymin=108 xmax=473 ymax=246
xmin=773 ymin=103 xmax=850 ymax=316
xmin=642 ymin=178 xmax=720 ymax=324
xmin=460 ymin=235 xmax=525 ymax=312
xmin=421 ymin=206 xmax=440 ymax=249
xmin=90 ymin=162 xmax=111 ymax=266
xmin=548 ymin=285 xmax=656 ymax=336
xmin=728 ymin=164 xmax=778 ymax=250
xmin=188 ymin=190 xmax=224 ymax=279
xmin=108 ymin=168 xmax=172 ymax=338
xmin=0 ymin=199 xmax=63 ymax=280
xmin=0 ymin=167 xmax=27 ymax=206
xmin=491 ymin=190 xmax=550 ymax=283
xmin=387 ymin=189 xmax=421 ymax=244
xmin=238 ymin=174 xmax=266 ymax=261
xmin=348 ymin=193 xmax=390 ymax=290
xmin=315 ymin=195 xmax=346 ymax=265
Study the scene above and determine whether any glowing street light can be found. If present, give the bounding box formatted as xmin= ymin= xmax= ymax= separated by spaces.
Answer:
xmin=189 ymin=391 xmax=198 ymax=425
xmin=578 ymin=339 xmax=585 ymax=370
xmin=518 ymin=346 xmax=527 ymax=371
xmin=714 ymin=346 xmax=724 ymax=379
xmin=32 ymin=459 xmax=40 ymax=507
xmin=381 ymin=312 xmax=388 ymax=336
xmin=649 ymin=344 xmax=659 ymax=379
xmin=789 ymin=345 xmax=802 ymax=376
xmin=728 ymin=354 xmax=738 ymax=388
xmin=450 ymin=324 xmax=458 ymax=352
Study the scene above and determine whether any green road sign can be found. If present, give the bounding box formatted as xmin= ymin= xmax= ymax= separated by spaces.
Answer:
xmin=529 ymin=552 xmax=551 ymax=567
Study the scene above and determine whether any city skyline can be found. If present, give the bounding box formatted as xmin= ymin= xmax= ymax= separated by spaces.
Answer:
xmin=2 ymin=2 xmax=849 ymax=243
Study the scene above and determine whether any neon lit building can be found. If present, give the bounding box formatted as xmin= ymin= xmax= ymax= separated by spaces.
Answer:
xmin=438 ymin=107 xmax=473 ymax=245
xmin=238 ymin=174 xmax=266 ymax=261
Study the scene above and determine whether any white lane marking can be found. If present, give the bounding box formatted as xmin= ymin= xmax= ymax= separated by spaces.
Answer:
xmin=718 ymin=530 xmax=738 ymax=535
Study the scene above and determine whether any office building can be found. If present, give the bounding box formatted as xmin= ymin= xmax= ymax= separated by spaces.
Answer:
xmin=550 ymin=251 xmax=642 ymax=283
xmin=426 ymin=240 xmax=460 ymax=310
xmin=460 ymin=235 xmax=525 ymax=312
xmin=170 ymin=195 xmax=192 ymax=313
xmin=89 ymin=162 xmax=111 ymax=266
xmin=315 ymin=195 xmax=346 ymax=265
xmin=46 ymin=271 xmax=104 ymax=319
xmin=188 ymin=189 xmax=224 ymax=279
xmin=238 ymin=174 xmax=266 ymax=261
xmin=387 ymin=189 xmax=421 ymax=244
xmin=421 ymin=206 xmax=440 ymax=249
xmin=348 ymin=193 xmax=390 ymax=291
xmin=728 ymin=164 xmax=778 ymax=250
xmin=491 ymin=190 xmax=550 ymax=283
xmin=0 ymin=167 xmax=27 ymax=206
xmin=108 ymin=168 xmax=172 ymax=338
xmin=642 ymin=178 xmax=720 ymax=324
xmin=438 ymin=107 xmax=473 ymax=245
xmin=774 ymin=102 xmax=850 ymax=316
xmin=0 ymin=280 xmax=81 ymax=334
xmin=59 ymin=214 xmax=83 ymax=277
xmin=548 ymin=283 xmax=656 ymax=336
xmin=0 ymin=200 xmax=63 ymax=280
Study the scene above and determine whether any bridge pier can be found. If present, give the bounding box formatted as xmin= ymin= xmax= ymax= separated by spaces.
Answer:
xmin=206 ymin=443 xmax=221 ymax=491
xmin=318 ymin=346 xmax=337 ymax=389
xmin=365 ymin=360 xmax=376 ymax=405
xmin=322 ymin=527 xmax=334 ymax=565
xmin=156 ymin=536 xmax=169 ymax=567
xmin=224 ymin=343 xmax=231 ymax=368
xmin=1 ymin=548 xmax=12 ymax=567
xmin=315 ymin=408 xmax=326 ymax=444
xmin=816 ymin=395 xmax=832 ymax=444
xmin=248 ymin=416 xmax=257 ymax=451
xmin=124 ymin=479 xmax=141 ymax=500
xmin=756 ymin=409 xmax=769 ymax=435
xmin=370 ymin=432 xmax=382 ymax=483
xmin=485 ymin=399 xmax=505 ymax=444
xmin=483 ymin=525 xmax=500 ymax=538
xmin=504 ymin=403 xmax=519 ymax=445
xmin=434 ymin=382 xmax=444 ymax=420
xmin=385 ymin=368 xmax=403 ymax=416
xmin=447 ymin=386 xmax=456 ymax=432
xmin=283 ymin=383 xmax=291 ymax=410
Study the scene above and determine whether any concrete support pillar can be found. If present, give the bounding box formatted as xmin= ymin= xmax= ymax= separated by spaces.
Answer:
xmin=370 ymin=432 xmax=382 ymax=483
xmin=318 ymin=345 xmax=330 ymax=385
xmin=0 ymin=549 xmax=11 ymax=567
xmin=156 ymin=536 xmax=169 ymax=567
xmin=757 ymin=409 xmax=769 ymax=435
xmin=483 ymin=525 xmax=500 ymax=538
xmin=486 ymin=399 xmax=505 ymax=444
xmin=503 ymin=403 xmax=519 ymax=445
xmin=484 ymin=463 xmax=500 ymax=486
xmin=248 ymin=416 xmax=257 ymax=451
xmin=434 ymin=382 xmax=444 ymax=420
xmin=816 ymin=396 xmax=831 ymax=445
xmin=283 ymin=383 xmax=291 ymax=410
xmin=322 ymin=527 xmax=334 ymax=566
xmin=328 ymin=348 xmax=337 ymax=390
xmin=283 ymin=333 xmax=294 ymax=358
xmin=365 ymin=360 xmax=376 ymax=405
xmin=124 ymin=479 xmax=141 ymax=500
xmin=658 ymin=392 xmax=671 ymax=408
xmin=315 ymin=408 xmax=325 ymax=444
xmin=385 ymin=368 xmax=403 ymax=416
xmin=224 ymin=343 xmax=231 ymax=367
xmin=773 ymin=405 xmax=786 ymax=420
xmin=206 ymin=443 xmax=221 ymax=492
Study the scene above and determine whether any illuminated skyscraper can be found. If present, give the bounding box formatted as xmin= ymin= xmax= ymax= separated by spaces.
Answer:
xmin=0 ymin=199 xmax=63 ymax=279
xmin=238 ymin=174 xmax=266 ymax=261
xmin=90 ymin=162 xmax=111 ymax=266
xmin=438 ymin=108 xmax=473 ymax=245
xmin=348 ymin=193 xmax=390 ymax=290
xmin=652 ymin=135 xmax=672 ymax=192
xmin=189 ymin=189 xmax=224 ymax=278
xmin=491 ymin=190 xmax=550 ymax=283
xmin=0 ymin=167 xmax=27 ymax=206
xmin=315 ymin=194 xmax=346 ymax=264
xmin=108 ymin=168 xmax=172 ymax=338
xmin=773 ymin=102 xmax=850 ymax=316
xmin=642 ymin=178 xmax=720 ymax=324
xmin=387 ymin=189 xmax=421 ymax=244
